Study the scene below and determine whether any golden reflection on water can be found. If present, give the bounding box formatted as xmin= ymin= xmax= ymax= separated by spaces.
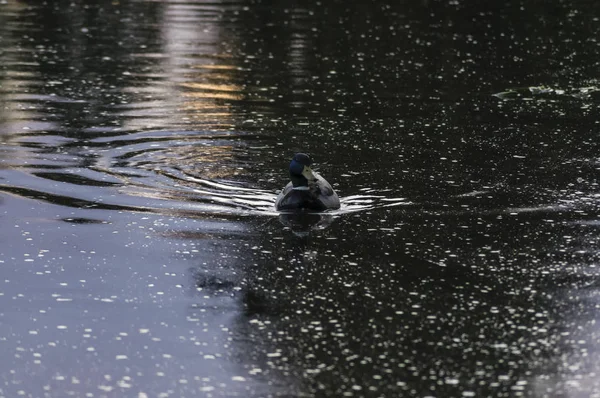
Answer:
xmin=191 ymin=64 xmax=239 ymax=70
xmin=127 ymin=2 xmax=242 ymax=135
xmin=180 ymin=82 xmax=242 ymax=93
xmin=181 ymin=91 xmax=242 ymax=101
xmin=117 ymin=1 xmax=244 ymax=189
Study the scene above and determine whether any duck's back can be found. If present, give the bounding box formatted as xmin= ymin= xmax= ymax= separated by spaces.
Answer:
xmin=275 ymin=174 xmax=340 ymax=211
xmin=275 ymin=182 xmax=318 ymax=211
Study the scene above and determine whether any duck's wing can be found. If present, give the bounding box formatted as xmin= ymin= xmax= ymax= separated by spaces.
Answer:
xmin=314 ymin=173 xmax=340 ymax=210
xmin=275 ymin=182 xmax=301 ymax=210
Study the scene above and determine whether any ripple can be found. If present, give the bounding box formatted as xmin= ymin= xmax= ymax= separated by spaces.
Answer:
xmin=338 ymin=194 xmax=410 ymax=214
xmin=1 ymin=129 xmax=408 ymax=218
xmin=90 ymin=130 xmax=412 ymax=215
xmin=493 ymin=85 xmax=600 ymax=101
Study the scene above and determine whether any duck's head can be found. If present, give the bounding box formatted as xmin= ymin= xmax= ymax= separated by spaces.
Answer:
xmin=289 ymin=153 xmax=316 ymax=187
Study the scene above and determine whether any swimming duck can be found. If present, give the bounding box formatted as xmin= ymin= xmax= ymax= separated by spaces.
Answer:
xmin=275 ymin=153 xmax=340 ymax=211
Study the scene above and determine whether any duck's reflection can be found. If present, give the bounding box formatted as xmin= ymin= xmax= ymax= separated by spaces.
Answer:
xmin=278 ymin=211 xmax=335 ymax=237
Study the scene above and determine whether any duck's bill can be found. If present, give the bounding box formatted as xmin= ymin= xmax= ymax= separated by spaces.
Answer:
xmin=302 ymin=166 xmax=316 ymax=181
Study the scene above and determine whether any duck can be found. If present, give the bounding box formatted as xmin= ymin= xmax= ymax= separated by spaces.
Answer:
xmin=275 ymin=153 xmax=340 ymax=211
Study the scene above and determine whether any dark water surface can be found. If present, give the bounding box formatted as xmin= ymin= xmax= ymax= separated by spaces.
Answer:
xmin=2 ymin=0 xmax=600 ymax=397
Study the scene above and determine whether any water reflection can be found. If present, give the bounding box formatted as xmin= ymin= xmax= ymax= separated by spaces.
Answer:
xmin=278 ymin=212 xmax=335 ymax=237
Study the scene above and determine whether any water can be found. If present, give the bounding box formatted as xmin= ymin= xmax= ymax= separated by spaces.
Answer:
xmin=1 ymin=0 xmax=600 ymax=397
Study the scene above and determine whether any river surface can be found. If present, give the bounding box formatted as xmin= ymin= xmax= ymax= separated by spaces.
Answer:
xmin=1 ymin=1 xmax=600 ymax=397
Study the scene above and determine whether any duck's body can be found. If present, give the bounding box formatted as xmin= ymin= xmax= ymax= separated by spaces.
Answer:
xmin=275 ymin=153 xmax=340 ymax=211
xmin=275 ymin=172 xmax=340 ymax=211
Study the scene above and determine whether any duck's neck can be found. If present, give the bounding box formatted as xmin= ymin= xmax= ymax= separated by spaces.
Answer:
xmin=290 ymin=173 xmax=308 ymax=189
